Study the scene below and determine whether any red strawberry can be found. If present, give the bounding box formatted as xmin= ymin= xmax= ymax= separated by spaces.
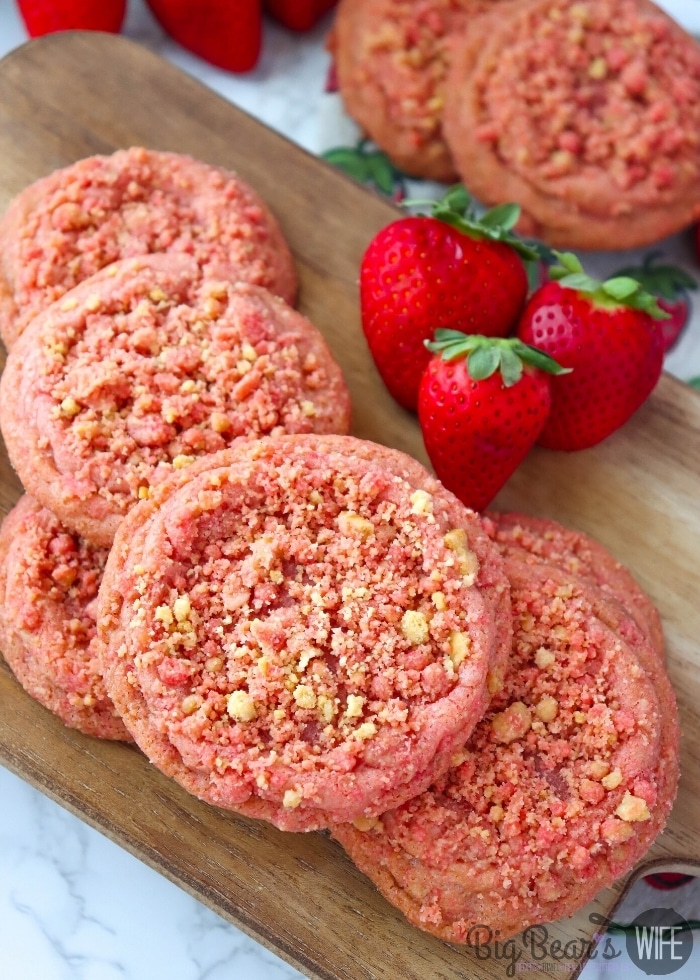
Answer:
xmin=264 ymin=1 xmax=338 ymax=32
xmin=613 ymin=252 xmax=696 ymax=354
xmin=360 ymin=186 xmax=538 ymax=412
xmin=17 ymin=0 xmax=126 ymax=36
xmin=145 ymin=0 xmax=263 ymax=73
xmin=418 ymin=332 xmax=567 ymax=511
xmin=517 ymin=252 xmax=667 ymax=452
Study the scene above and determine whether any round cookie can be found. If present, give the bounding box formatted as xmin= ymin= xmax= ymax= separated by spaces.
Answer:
xmin=0 ymin=254 xmax=350 ymax=547
xmin=333 ymin=556 xmax=679 ymax=942
xmin=485 ymin=510 xmax=664 ymax=658
xmin=442 ymin=0 xmax=700 ymax=249
xmin=0 ymin=147 xmax=297 ymax=348
xmin=0 ymin=495 xmax=130 ymax=740
xmin=329 ymin=0 xmax=496 ymax=182
xmin=97 ymin=435 xmax=506 ymax=832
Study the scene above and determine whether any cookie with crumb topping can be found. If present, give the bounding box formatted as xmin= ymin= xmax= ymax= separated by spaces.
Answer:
xmin=0 ymin=147 xmax=297 ymax=349
xmin=485 ymin=510 xmax=664 ymax=658
xmin=0 ymin=254 xmax=350 ymax=547
xmin=0 ymin=495 xmax=130 ymax=740
xmin=442 ymin=0 xmax=700 ymax=249
xmin=332 ymin=555 xmax=679 ymax=941
xmin=97 ymin=434 xmax=508 ymax=832
xmin=328 ymin=0 xmax=497 ymax=182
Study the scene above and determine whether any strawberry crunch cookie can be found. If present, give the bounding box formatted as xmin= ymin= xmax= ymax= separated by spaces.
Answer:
xmin=0 ymin=495 xmax=129 ymax=740
xmin=333 ymin=556 xmax=679 ymax=941
xmin=442 ymin=0 xmax=700 ymax=249
xmin=0 ymin=254 xmax=350 ymax=547
xmin=97 ymin=435 xmax=509 ymax=832
xmin=329 ymin=0 xmax=497 ymax=182
xmin=0 ymin=147 xmax=297 ymax=349
xmin=485 ymin=510 xmax=664 ymax=658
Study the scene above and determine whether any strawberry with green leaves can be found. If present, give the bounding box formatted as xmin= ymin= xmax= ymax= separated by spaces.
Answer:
xmin=360 ymin=186 xmax=538 ymax=412
xmin=613 ymin=252 xmax=696 ymax=354
xmin=418 ymin=332 xmax=567 ymax=512
xmin=516 ymin=252 xmax=667 ymax=452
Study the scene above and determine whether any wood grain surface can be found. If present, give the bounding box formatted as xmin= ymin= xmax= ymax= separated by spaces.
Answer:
xmin=0 ymin=31 xmax=698 ymax=980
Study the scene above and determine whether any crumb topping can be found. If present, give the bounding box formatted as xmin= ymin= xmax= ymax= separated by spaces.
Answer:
xmin=473 ymin=0 xmax=700 ymax=205
xmin=359 ymin=0 xmax=484 ymax=146
xmin=4 ymin=501 xmax=110 ymax=708
xmin=375 ymin=566 xmax=663 ymax=905
xmin=13 ymin=148 xmax=290 ymax=321
xmin=32 ymin=267 xmax=344 ymax=517
xmin=365 ymin=0 xmax=473 ymax=140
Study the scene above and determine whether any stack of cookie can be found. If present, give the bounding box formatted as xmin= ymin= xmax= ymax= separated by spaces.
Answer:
xmin=0 ymin=147 xmax=351 ymax=740
xmin=0 ymin=149 xmax=680 ymax=945
xmin=329 ymin=0 xmax=700 ymax=249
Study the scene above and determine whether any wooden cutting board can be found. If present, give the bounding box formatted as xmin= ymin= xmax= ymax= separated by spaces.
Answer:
xmin=0 ymin=31 xmax=698 ymax=980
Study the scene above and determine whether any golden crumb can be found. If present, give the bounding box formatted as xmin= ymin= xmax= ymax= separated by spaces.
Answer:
xmin=401 ymin=610 xmax=430 ymax=645
xmin=615 ymin=791 xmax=651 ymax=822
xmin=492 ymin=701 xmax=532 ymax=743
xmin=410 ymin=489 xmax=433 ymax=515
xmin=227 ymin=690 xmax=258 ymax=722
xmin=337 ymin=511 xmax=375 ymax=538
xmin=283 ymin=788 xmax=303 ymax=809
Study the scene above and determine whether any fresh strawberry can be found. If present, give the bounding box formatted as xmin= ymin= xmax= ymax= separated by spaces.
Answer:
xmin=516 ymin=252 xmax=667 ymax=452
xmin=264 ymin=1 xmax=337 ymax=32
xmin=613 ymin=252 xmax=696 ymax=354
xmin=418 ymin=332 xmax=567 ymax=512
xmin=360 ymin=186 xmax=538 ymax=412
xmin=17 ymin=0 xmax=126 ymax=36
xmin=145 ymin=0 xmax=263 ymax=73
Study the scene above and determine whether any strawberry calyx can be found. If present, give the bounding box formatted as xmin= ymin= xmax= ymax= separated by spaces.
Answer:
xmin=426 ymin=329 xmax=570 ymax=388
xmin=548 ymin=251 xmax=670 ymax=320
xmin=614 ymin=251 xmax=697 ymax=302
xmin=406 ymin=185 xmax=540 ymax=262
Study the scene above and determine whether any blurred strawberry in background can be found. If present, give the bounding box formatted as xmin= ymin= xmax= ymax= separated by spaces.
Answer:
xmin=145 ymin=0 xmax=263 ymax=72
xmin=16 ymin=1 xmax=339 ymax=71
xmin=265 ymin=1 xmax=337 ymax=32
xmin=17 ymin=0 xmax=126 ymax=35
xmin=614 ymin=252 xmax=696 ymax=354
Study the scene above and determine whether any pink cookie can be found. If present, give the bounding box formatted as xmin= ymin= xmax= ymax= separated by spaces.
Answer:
xmin=442 ymin=0 xmax=700 ymax=249
xmin=97 ymin=435 xmax=507 ymax=831
xmin=0 ymin=147 xmax=297 ymax=348
xmin=0 ymin=495 xmax=130 ymax=740
xmin=329 ymin=0 xmax=497 ymax=182
xmin=333 ymin=556 xmax=679 ymax=942
xmin=0 ymin=254 xmax=350 ymax=546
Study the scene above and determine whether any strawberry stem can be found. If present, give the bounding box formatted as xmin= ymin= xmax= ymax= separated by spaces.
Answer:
xmin=403 ymin=185 xmax=540 ymax=261
xmin=548 ymin=251 xmax=671 ymax=319
xmin=426 ymin=329 xmax=570 ymax=387
xmin=614 ymin=251 xmax=697 ymax=301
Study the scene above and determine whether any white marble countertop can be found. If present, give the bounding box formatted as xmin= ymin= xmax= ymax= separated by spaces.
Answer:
xmin=1 ymin=1 xmax=699 ymax=978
